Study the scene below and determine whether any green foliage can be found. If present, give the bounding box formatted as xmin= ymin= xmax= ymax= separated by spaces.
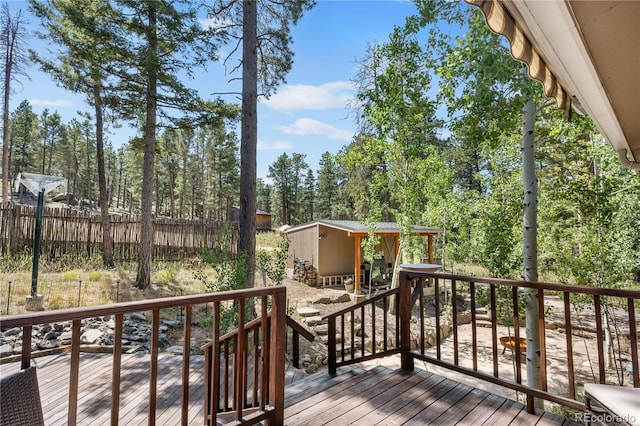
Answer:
xmin=267 ymin=153 xmax=311 ymax=226
xmin=87 ymin=271 xmax=102 ymax=282
xmin=155 ymin=264 xmax=180 ymax=286
xmin=256 ymin=236 xmax=290 ymax=286
xmin=194 ymin=225 xmax=252 ymax=332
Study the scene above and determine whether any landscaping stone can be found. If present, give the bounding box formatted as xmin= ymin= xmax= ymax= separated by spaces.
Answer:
xmin=314 ymin=324 xmax=329 ymax=335
xmin=130 ymin=313 xmax=147 ymax=322
xmin=166 ymin=345 xmax=183 ymax=355
xmin=0 ymin=344 xmax=13 ymax=357
xmin=296 ymin=307 xmax=320 ymax=317
xmin=81 ymin=329 xmax=103 ymax=344
xmin=304 ymin=316 xmax=326 ymax=326
xmin=37 ymin=339 xmax=58 ymax=350
xmin=330 ymin=293 xmax=351 ymax=304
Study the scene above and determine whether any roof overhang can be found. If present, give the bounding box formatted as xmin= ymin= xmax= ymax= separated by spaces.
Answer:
xmin=285 ymin=220 xmax=439 ymax=236
xmin=466 ymin=0 xmax=640 ymax=170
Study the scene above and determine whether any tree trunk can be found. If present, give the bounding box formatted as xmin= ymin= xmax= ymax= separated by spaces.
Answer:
xmin=522 ymin=97 xmax=543 ymax=410
xmin=2 ymin=36 xmax=11 ymax=202
xmin=93 ymin=81 xmax=113 ymax=267
xmin=135 ymin=5 xmax=158 ymax=290
xmin=239 ymin=0 xmax=258 ymax=287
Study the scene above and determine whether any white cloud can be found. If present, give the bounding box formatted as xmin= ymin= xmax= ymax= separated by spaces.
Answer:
xmin=276 ymin=118 xmax=353 ymax=141
xmin=29 ymin=99 xmax=73 ymax=107
xmin=257 ymin=139 xmax=294 ymax=151
xmin=199 ymin=17 xmax=234 ymax=31
xmin=263 ymin=81 xmax=355 ymax=111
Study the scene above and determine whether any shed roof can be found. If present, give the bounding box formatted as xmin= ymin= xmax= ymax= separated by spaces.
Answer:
xmin=285 ymin=220 xmax=439 ymax=236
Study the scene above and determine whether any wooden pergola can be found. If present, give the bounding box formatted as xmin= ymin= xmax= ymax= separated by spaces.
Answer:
xmin=347 ymin=223 xmax=439 ymax=294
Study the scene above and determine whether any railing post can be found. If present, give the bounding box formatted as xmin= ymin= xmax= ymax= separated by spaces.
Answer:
xmin=269 ymin=289 xmax=286 ymax=425
xmin=399 ymin=272 xmax=414 ymax=371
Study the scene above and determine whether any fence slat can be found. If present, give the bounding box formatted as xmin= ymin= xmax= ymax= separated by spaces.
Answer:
xmin=0 ymin=202 xmax=237 ymax=261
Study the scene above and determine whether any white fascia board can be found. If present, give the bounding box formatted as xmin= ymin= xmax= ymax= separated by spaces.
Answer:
xmin=513 ymin=0 xmax=630 ymax=152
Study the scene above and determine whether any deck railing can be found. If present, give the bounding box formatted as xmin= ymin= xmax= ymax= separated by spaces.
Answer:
xmin=324 ymin=287 xmax=402 ymax=375
xmin=324 ymin=271 xmax=640 ymax=413
xmin=0 ymin=286 xmax=287 ymax=426
xmin=202 ymin=313 xmax=314 ymax=424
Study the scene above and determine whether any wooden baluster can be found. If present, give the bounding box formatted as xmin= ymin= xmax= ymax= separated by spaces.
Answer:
xmin=512 ymin=287 xmax=522 ymax=384
xmin=383 ymin=296 xmax=388 ymax=351
xmin=419 ymin=278 xmax=425 ymax=355
xmin=628 ymin=298 xmax=639 ymax=387
xmin=178 ymin=306 xmax=192 ymax=424
xmin=563 ymin=292 xmax=575 ymax=399
xmin=470 ymin=281 xmax=478 ymax=371
xmin=328 ymin=316 xmax=337 ymax=376
xmin=111 ymin=314 xmax=123 ymax=426
xmin=435 ymin=277 xmax=441 ymax=360
xmin=371 ymin=301 xmax=376 ymax=354
xmin=68 ymin=319 xmax=81 ymax=426
xmin=452 ymin=279 xmax=459 ymax=366
xmin=235 ymin=298 xmax=245 ymax=419
xmin=260 ymin=297 xmax=269 ymax=409
xmin=149 ymin=309 xmax=160 ymax=426
xmin=538 ymin=289 xmax=548 ymax=392
xmin=490 ymin=284 xmax=499 ymax=378
xmin=594 ymin=295 xmax=606 ymax=383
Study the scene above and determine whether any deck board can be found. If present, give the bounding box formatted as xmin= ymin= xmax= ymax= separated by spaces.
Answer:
xmin=1 ymin=353 xmax=576 ymax=425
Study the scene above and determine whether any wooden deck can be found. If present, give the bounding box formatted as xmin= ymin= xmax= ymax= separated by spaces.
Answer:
xmin=0 ymin=352 xmax=579 ymax=425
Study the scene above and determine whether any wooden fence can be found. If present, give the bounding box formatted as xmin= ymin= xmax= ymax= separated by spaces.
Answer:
xmin=0 ymin=203 xmax=238 ymax=261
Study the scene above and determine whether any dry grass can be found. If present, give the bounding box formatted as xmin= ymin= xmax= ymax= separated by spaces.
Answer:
xmin=0 ymin=256 xmax=214 ymax=315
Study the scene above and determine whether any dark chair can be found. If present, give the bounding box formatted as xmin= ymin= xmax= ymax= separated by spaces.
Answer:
xmin=0 ymin=366 xmax=45 ymax=426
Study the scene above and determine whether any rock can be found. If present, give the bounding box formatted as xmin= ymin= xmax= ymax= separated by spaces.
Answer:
xmin=42 ymin=330 xmax=58 ymax=340
xmin=166 ymin=345 xmax=183 ymax=355
xmin=130 ymin=313 xmax=147 ymax=322
xmin=81 ymin=329 xmax=103 ymax=344
xmin=311 ymin=296 xmax=332 ymax=304
xmin=0 ymin=344 xmax=13 ymax=357
xmin=3 ymin=327 xmax=21 ymax=337
xmin=304 ymin=316 xmax=326 ymax=326
xmin=305 ymin=364 xmax=318 ymax=374
xmin=330 ymin=293 xmax=351 ymax=304
xmin=314 ymin=324 xmax=329 ymax=335
xmin=457 ymin=311 xmax=472 ymax=325
xmin=320 ymin=334 xmax=342 ymax=345
xmin=37 ymin=339 xmax=58 ymax=350
xmin=162 ymin=320 xmax=180 ymax=328
xmin=297 ymin=307 xmax=320 ymax=317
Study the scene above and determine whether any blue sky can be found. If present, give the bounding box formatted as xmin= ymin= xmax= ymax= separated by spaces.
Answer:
xmin=8 ymin=0 xmax=423 ymax=180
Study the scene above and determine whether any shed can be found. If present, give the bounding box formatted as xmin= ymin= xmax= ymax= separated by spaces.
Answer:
xmin=228 ymin=206 xmax=272 ymax=231
xmin=285 ymin=220 xmax=439 ymax=292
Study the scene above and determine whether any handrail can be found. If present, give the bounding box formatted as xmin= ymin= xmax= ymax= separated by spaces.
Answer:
xmin=322 ymin=287 xmax=399 ymax=320
xmin=0 ymin=286 xmax=288 ymax=426
xmin=211 ymin=314 xmax=314 ymax=344
xmin=203 ymin=313 xmax=314 ymax=368
xmin=323 ymin=270 xmax=640 ymax=414
xmin=405 ymin=270 xmax=640 ymax=298
xmin=0 ymin=286 xmax=281 ymax=328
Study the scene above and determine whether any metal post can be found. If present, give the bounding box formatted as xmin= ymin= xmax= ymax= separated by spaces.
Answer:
xmin=31 ymin=188 xmax=45 ymax=296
